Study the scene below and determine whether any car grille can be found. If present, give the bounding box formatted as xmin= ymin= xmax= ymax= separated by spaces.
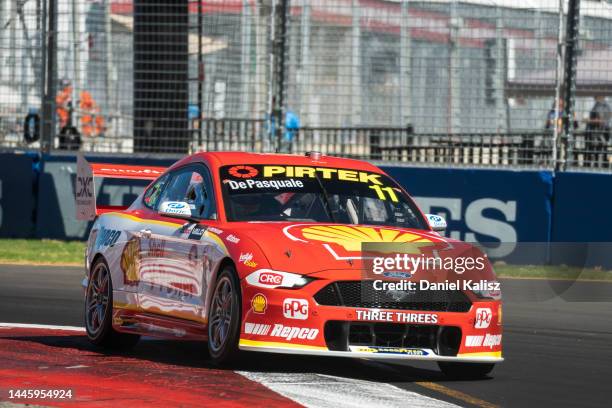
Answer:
xmin=323 ymin=321 xmax=462 ymax=355
xmin=314 ymin=281 xmax=471 ymax=312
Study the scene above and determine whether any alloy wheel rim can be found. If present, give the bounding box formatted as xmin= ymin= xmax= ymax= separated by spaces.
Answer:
xmin=209 ymin=276 xmax=234 ymax=353
xmin=86 ymin=263 xmax=110 ymax=336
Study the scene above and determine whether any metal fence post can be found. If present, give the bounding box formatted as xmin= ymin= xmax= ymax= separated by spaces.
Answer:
xmin=563 ymin=0 xmax=581 ymax=170
xmin=272 ymin=0 xmax=288 ymax=152
xmin=40 ymin=0 xmax=57 ymax=153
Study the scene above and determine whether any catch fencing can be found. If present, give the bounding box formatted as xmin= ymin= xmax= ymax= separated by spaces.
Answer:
xmin=1 ymin=0 xmax=612 ymax=170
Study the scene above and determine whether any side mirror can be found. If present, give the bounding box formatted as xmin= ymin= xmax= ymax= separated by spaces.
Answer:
xmin=159 ymin=201 xmax=193 ymax=219
xmin=426 ymin=214 xmax=447 ymax=231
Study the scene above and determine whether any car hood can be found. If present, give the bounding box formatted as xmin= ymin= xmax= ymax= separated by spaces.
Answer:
xmin=229 ymin=222 xmax=471 ymax=276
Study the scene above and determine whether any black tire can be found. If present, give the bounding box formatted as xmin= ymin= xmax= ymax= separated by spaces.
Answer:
xmin=85 ymin=258 xmax=140 ymax=350
xmin=438 ymin=362 xmax=495 ymax=379
xmin=207 ymin=265 xmax=242 ymax=365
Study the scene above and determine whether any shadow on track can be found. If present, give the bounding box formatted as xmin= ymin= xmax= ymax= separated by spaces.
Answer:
xmin=1 ymin=334 xmax=488 ymax=385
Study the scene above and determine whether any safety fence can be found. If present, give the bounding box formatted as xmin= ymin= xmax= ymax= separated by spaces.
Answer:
xmin=1 ymin=0 xmax=612 ymax=171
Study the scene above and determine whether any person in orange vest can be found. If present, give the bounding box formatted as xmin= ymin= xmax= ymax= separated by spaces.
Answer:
xmin=79 ymin=90 xmax=105 ymax=137
xmin=56 ymin=78 xmax=73 ymax=130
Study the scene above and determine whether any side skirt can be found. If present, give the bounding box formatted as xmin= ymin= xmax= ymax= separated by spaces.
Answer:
xmin=112 ymin=308 xmax=208 ymax=341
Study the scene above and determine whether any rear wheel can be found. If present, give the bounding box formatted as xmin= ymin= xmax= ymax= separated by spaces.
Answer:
xmin=208 ymin=265 xmax=242 ymax=365
xmin=438 ymin=362 xmax=495 ymax=379
xmin=85 ymin=258 xmax=140 ymax=349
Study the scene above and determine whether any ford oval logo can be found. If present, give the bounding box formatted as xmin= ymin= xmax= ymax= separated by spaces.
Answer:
xmin=167 ymin=202 xmax=186 ymax=209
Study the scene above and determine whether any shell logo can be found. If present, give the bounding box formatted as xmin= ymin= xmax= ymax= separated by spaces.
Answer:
xmin=120 ymin=236 xmax=141 ymax=285
xmin=251 ymin=293 xmax=267 ymax=314
xmin=300 ymin=225 xmax=434 ymax=253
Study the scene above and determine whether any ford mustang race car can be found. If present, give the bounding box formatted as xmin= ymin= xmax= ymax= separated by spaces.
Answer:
xmin=76 ymin=151 xmax=502 ymax=378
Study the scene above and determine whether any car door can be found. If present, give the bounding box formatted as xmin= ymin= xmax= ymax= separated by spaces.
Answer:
xmin=137 ymin=163 xmax=218 ymax=325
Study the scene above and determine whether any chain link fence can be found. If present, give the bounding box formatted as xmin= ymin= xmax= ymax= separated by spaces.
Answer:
xmin=1 ymin=0 xmax=611 ymax=170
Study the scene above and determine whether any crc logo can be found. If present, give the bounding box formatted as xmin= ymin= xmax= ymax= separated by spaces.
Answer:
xmin=259 ymin=272 xmax=283 ymax=286
xmin=76 ymin=175 xmax=93 ymax=198
xmin=475 ymin=308 xmax=493 ymax=329
xmin=283 ymin=298 xmax=308 ymax=320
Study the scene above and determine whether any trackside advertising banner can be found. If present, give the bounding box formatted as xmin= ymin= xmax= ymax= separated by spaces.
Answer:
xmin=382 ymin=167 xmax=554 ymax=264
xmin=35 ymin=154 xmax=175 ymax=239
xmin=550 ymin=172 xmax=612 ymax=268
xmin=0 ymin=152 xmax=605 ymax=268
xmin=0 ymin=153 xmax=36 ymax=238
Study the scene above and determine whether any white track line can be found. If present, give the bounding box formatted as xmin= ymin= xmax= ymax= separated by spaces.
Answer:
xmin=0 ymin=323 xmax=85 ymax=331
xmin=236 ymin=371 xmax=460 ymax=408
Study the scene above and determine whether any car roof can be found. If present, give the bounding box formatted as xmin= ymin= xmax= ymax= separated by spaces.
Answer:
xmin=174 ymin=151 xmax=384 ymax=173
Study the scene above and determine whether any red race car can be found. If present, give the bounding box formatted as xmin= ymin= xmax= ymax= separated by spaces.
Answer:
xmin=77 ymin=151 xmax=502 ymax=378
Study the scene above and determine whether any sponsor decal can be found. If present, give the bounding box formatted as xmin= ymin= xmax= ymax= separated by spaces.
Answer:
xmin=95 ymin=226 xmax=121 ymax=249
xmin=262 ymin=165 xmax=383 ymax=185
xmin=98 ymin=167 xmax=163 ymax=176
xmin=349 ymin=346 xmax=429 ymax=356
xmin=270 ymin=324 xmax=319 ymax=341
xmin=239 ymin=252 xmax=258 ymax=268
xmin=259 ymin=272 xmax=283 ymax=285
xmin=426 ymin=214 xmax=447 ymax=229
xmin=244 ymin=322 xmax=271 ymax=335
xmin=226 ymin=234 xmax=240 ymax=244
xmin=228 ymin=165 xmax=259 ymax=178
xmin=383 ymin=271 xmax=412 ymax=279
xmin=120 ymin=237 xmax=141 ymax=285
xmin=483 ymin=333 xmax=502 ymax=348
xmin=245 ymin=270 xmax=309 ymax=289
xmin=296 ymin=225 xmax=434 ymax=253
xmin=465 ymin=334 xmax=502 ymax=349
xmin=356 ymin=309 xmax=438 ymax=324
xmin=76 ymin=174 xmax=93 ymax=202
xmin=465 ymin=335 xmax=484 ymax=347
xmin=283 ymin=298 xmax=309 ymax=320
xmin=226 ymin=178 xmax=304 ymax=191
xmin=147 ymin=238 xmax=166 ymax=258
xmin=188 ymin=225 xmax=206 ymax=240
xmin=475 ymin=308 xmax=493 ymax=329
xmin=251 ymin=293 xmax=267 ymax=314
xmin=160 ymin=201 xmax=192 ymax=216
xmin=207 ymin=226 xmax=223 ymax=235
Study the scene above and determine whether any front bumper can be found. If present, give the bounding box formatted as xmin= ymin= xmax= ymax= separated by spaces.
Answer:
xmin=238 ymin=341 xmax=502 ymax=363
xmin=239 ymin=274 xmax=503 ymax=363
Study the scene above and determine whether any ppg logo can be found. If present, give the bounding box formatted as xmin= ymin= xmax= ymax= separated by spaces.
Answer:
xmin=76 ymin=176 xmax=93 ymax=198
xmin=475 ymin=308 xmax=493 ymax=329
xmin=283 ymin=298 xmax=308 ymax=320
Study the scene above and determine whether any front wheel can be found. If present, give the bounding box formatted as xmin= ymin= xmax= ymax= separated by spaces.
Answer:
xmin=438 ymin=362 xmax=495 ymax=379
xmin=208 ymin=265 xmax=242 ymax=365
xmin=85 ymin=258 xmax=140 ymax=349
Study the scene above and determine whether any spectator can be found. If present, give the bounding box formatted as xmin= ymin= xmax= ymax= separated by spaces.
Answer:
xmin=79 ymin=91 xmax=105 ymax=138
xmin=537 ymin=99 xmax=578 ymax=165
xmin=583 ymin=95 xmax=611 ymax=167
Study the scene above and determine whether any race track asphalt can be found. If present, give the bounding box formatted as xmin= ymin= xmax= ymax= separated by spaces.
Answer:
xmin=0 ymin=264 xmax=611 ymax=407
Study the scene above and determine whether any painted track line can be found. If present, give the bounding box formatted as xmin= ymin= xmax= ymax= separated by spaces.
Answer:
xmin=237 ymin=371 xmax=460 ymax=408
xmin=415 ymin=382 xmax=499 ymax=408
xmin=0 ymin=323 xmax=85 ymax=332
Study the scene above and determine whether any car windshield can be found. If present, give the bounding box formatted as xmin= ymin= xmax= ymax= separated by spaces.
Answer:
xmin=220 ymin=164 xmax=427 ymax=229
